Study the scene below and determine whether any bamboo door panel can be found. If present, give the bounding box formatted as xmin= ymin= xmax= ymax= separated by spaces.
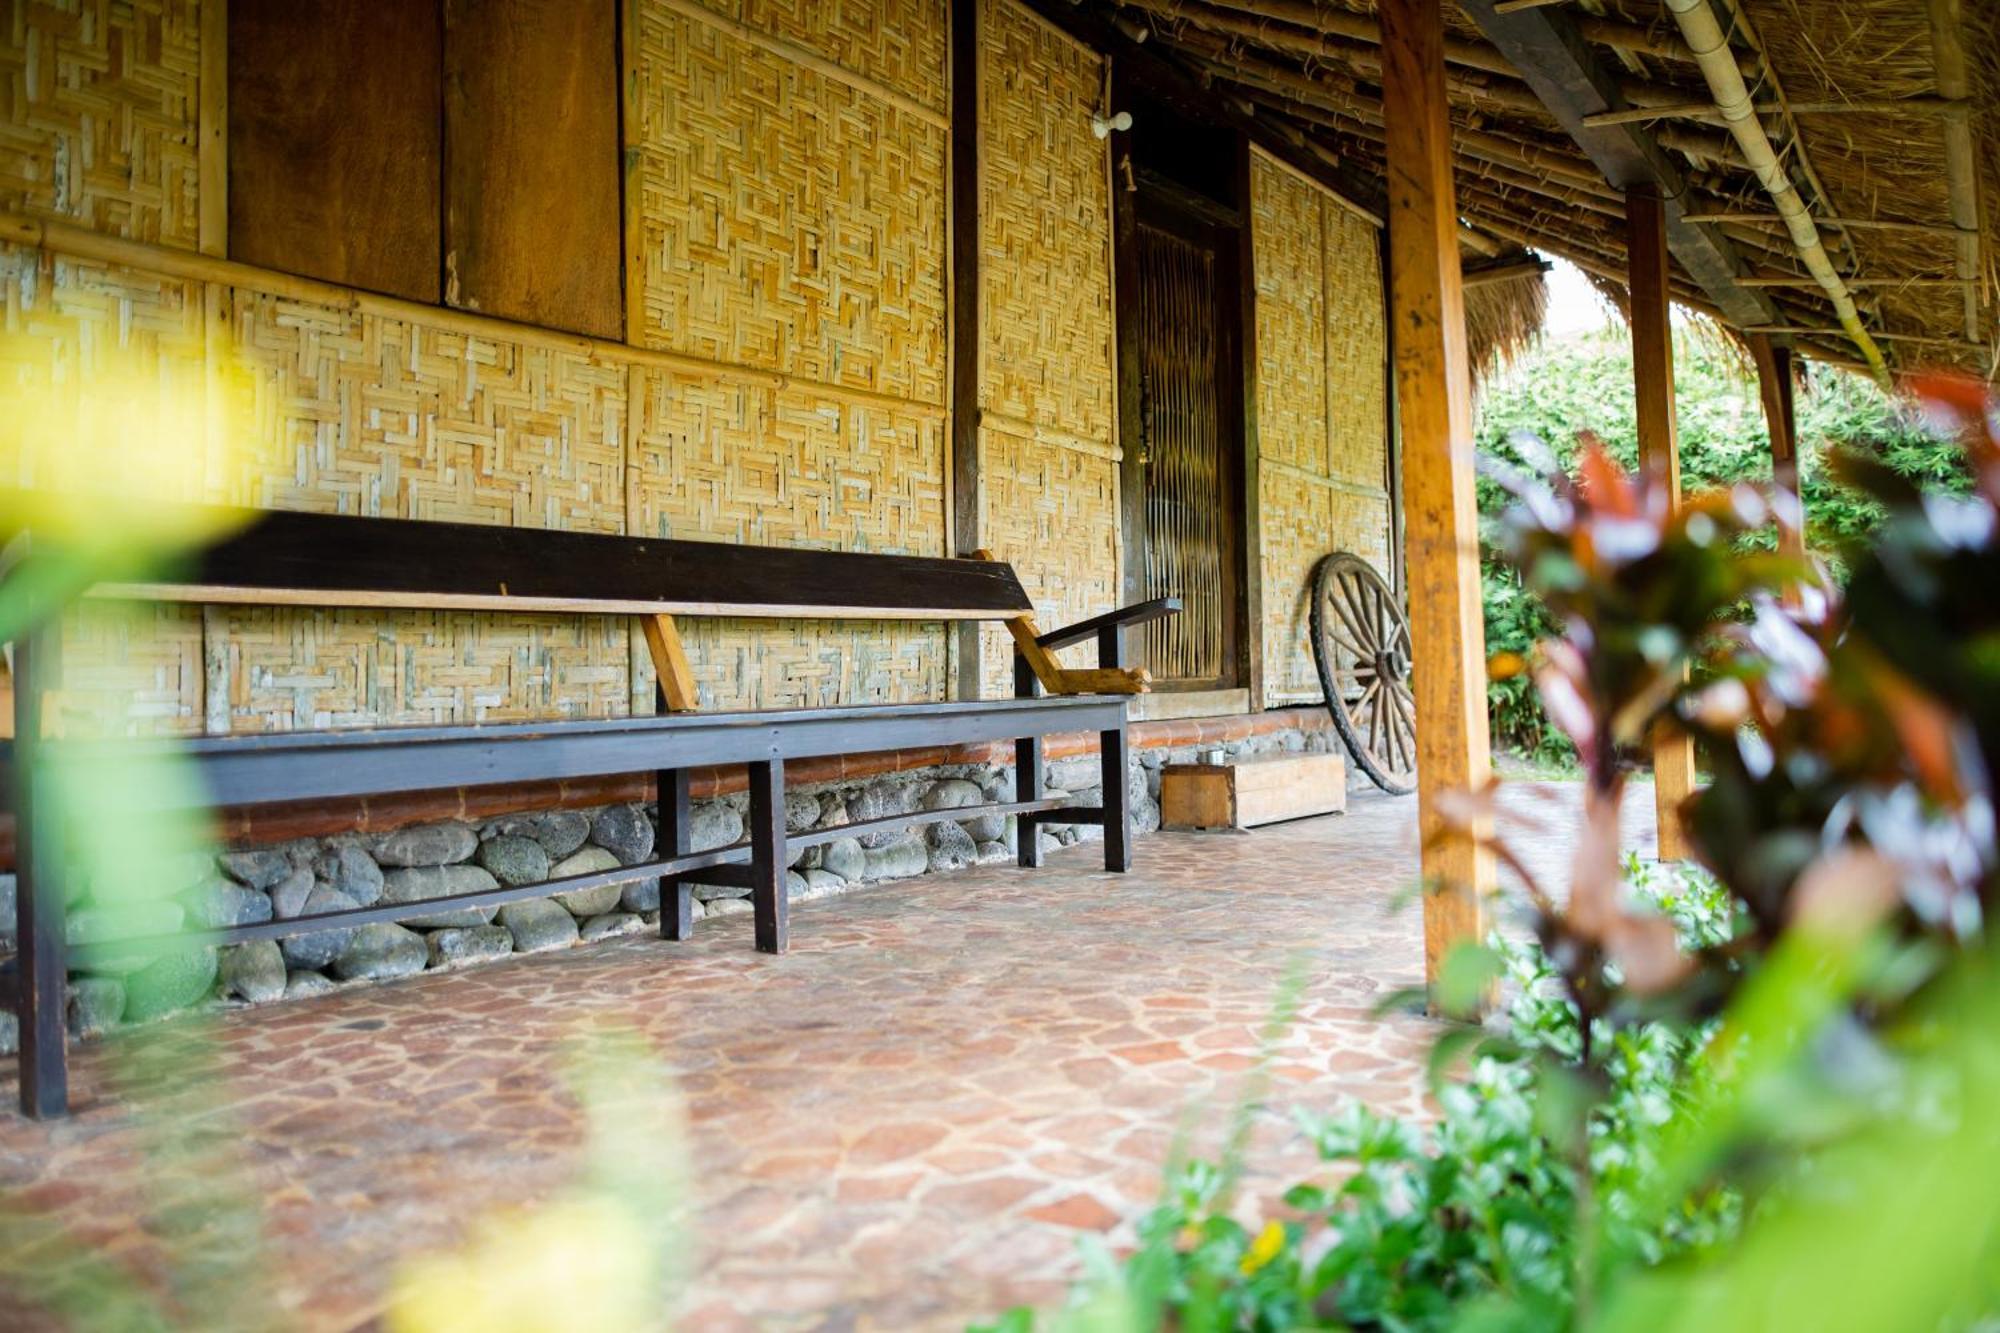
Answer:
xmin=1134 ymin=219 xmax=1236 ymax=688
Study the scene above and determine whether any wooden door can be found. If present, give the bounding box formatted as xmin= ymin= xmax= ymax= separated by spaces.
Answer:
xmin=1128 ymin=198 xmax=1241 ymax=690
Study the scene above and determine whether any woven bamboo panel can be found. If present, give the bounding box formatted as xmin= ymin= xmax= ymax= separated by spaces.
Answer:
xmin=978 ymin=0 xmax=1115 ymax=443
xmin=1250 ymin=155 xmax=1328 ymax=476
xmin=222 ymin=288 xmax=627 ymax=529
xmin=1324 ymin=205 xmax=1388 ymax=491
xmin=629 ymin=363 xmax=948 ymax=709
xmin=628 ymin=0 xmax=947 ymax=405
xmin=1249 ymin=150 xmax=1391 ymax=708
xmin=49 ymin=603 xmax=204 ymax=737
xmin=0 ymin=0 xmax=200 ymax=247
xmin=212 ymin=607 xmax=631 ymax=732
xmin=975 ymin=423 xmax=1120 ymax=696
xmin=697 ymin=0 xmax=948 ymax=112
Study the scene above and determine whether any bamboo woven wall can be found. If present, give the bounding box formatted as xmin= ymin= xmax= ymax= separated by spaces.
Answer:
xmin=1250 ymin=150 xmax=1392 ymax=708
xmin=975 ymin=0 xmax=1120 ymax=695
xmin=0 ymin=0 xmax=201 ymax=248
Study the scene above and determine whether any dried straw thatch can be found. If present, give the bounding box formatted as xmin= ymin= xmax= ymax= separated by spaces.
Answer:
xmin=1091 ymin=0 xmax=1999 ymax=380
xmin=1465 ymin=258 xmax=1550 ymax=384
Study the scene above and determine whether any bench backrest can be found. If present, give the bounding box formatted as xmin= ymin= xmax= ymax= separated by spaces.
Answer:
xmin=85 ymin=503 xmax=1034 ymax=622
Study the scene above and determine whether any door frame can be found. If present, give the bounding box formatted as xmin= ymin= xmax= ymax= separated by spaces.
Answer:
xmin=1111 ymin=138 xmax=1254 ymax=695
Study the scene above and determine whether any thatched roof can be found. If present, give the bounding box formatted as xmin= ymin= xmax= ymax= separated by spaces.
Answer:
xmin=1086 ymin=0 xmax=1998 ymax=381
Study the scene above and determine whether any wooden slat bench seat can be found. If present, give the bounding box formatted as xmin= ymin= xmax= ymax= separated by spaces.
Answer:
xmin=2 ymin=501 xmax=1180 ymax=1118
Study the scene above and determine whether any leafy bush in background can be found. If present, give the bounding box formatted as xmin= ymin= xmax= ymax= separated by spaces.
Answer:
xmin=1472 ymin=324 xmax=1969 ymax=763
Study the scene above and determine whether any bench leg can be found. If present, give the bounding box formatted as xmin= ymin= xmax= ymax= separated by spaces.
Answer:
xmin=1100 ymin=722 xmax=1131 ymax=873
xmin=1014 ymin=656 xmax=1043 ymax=868
xmin=16 ymin=630 xmax=68 ymax=1119
xmin=657 ymin=767 xmax=694 ymax=941
xmin=748 ymin=759 xmax=787 ymax=954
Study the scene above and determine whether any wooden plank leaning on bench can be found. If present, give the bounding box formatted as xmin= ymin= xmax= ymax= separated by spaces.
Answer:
xmin=0 ymin=500 xmax=1180 ymax=1118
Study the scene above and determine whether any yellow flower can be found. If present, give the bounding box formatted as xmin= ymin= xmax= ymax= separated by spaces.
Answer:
xmin=1240 ymin=1219 xmax=1286 ymax=1276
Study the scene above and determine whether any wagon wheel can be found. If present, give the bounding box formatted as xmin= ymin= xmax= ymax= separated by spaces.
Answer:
xmin=1309 ymin=552 xmax=1418 ymax=795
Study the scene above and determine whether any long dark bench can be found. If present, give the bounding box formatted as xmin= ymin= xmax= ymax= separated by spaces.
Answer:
xmin=2 ymin=503 xmax=1178 ymax=1117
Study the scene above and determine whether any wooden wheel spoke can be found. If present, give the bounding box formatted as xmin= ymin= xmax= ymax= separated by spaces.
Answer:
xmin=1311 ymin=553 xmax=1417 ymax=795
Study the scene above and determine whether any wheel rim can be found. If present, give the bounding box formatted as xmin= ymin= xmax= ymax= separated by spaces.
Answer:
xmin=1309 ymin=553 xmax=1418 ymax=795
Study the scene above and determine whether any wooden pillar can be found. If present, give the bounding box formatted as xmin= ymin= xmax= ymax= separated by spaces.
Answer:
xmin=1626 ymin=184 xmax=1695 ymax=861
xmin=1748 ymin=333 xmax=1806 ymax=564
xmin=1379 ymin=0 xmax=1494 ymax=989
xmin=948 ymin=0 xmax=984 ymax=699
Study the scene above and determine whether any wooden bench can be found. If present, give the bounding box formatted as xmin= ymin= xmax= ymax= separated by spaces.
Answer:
xmin=2 ymin=502 xmax=1179 ymax=1117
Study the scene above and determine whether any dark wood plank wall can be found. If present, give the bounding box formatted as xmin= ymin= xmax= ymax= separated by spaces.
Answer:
xmin=443 ymin=0 xmax=623 ymax=337
xmin=228 ymin=0 xmax=443 ymax=302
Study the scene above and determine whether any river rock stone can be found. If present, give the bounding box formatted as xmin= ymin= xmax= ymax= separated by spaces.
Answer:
xmin=219 ymin=940 xmax=287 ymax=1003
xmin=332 ymin=924 xmax=427 ymax=982
xmin=547 ymin=846 xmax=624 ymax=915
xmin=217 ymin=847 xmax=294 ymax=890
xmin=847 ymin=782 xmax=917 ymax=847
xmin=784 ymin=790 xmax=821 ymax=833
xmin=785 ymin=870 xmax=810 ymax=900
xmin=183 ymin=878 xmax=274 ymax=930
xmin=269 ymin=866 xmax=317 ymax=918
xmin=692 ymin=879 xmax=748 ymax=903
xmin=704 ymin=897 xmax=750 ymax=918
xmin=313 ymin=843 xmax=385 ymax=905
xmin=863 ymin=835 xmax=928 ymax=880
xmin=428 ymin=924 xmax=515 ymax=968
xmin=499 ymin=898 xmax=578 ymax=952
xmin=963 ymin=809 xmax=1010 ymax=842
xmin=374 ymin=823 xmax=478 ymax=868
xmin=976 ymin=839 xmax=1012 ymax=864
xmin=0 ymin=1011 xmax=15 ymax=1057
xmin=821 ymin=837 xmax=866 ymax=882
xmin=802 ymin=869 xmax=845 ymax=898
xmin=484 ymin=810 xmax=592 ymax=858
xmin=284 ymin=971 xmax=336 ymax=1000
xmin=589 ymin=804 xmax=655 ymax=865
xmin=123 ymin=947 xmax=218 ymax=1023
xmin=927 ymin=820 xmax=978 ymax=872
xmin=689 ymin=803 xmax=742 ymax=853
xmin=279 ymin=886 xmax=361 ymax=969
xmin=380 ymin=865 xmax=499 ymax=929
xmin=580 ymin=912 xmax=646 ymax=942
xmin=0 ymin=873 xmax=13 ymax=947
xmin=619 ymin=878 xmax=662 ymax=913
xmin=66 ymin=899 xmax=184 ymax=948
xmin=922 ymin=779 xmax=985 ymax=811
xmin=68 ymin=976 xmax=126 ymax=1035
xmin=477 ymin=835 xmax=551 ymax=888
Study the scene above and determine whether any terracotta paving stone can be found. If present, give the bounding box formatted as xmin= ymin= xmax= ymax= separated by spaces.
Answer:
xmin=0 ymin=783 xmax=1652 ymax=1330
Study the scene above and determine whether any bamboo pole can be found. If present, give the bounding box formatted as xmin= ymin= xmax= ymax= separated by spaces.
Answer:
xmin=1927 ymin=0 xmax=1983 ymax=341
xmin=1379 ymin=0 xmax=1494 ymax=995
xmin=1662 ymin=0 xmax=1887 ymax=382
xmin=1735 ymin=277 xmax=1972 ymax=290
xmin=1683 ymin=213 xmax=1974 ymax=238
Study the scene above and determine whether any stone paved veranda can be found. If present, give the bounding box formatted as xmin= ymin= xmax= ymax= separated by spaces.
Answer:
xmin=0 ymin=782 xmax=1653 ymax=1331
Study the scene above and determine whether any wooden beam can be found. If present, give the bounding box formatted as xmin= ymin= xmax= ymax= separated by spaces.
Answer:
xmin=1379 ymin=0 xmax=1494 ymax=993
xmin=1747 ymin=334 xmax=1806 ymax=566
xmin=1628 ymin=185 xmax=1696 ymax=863
xmin=641 ymin=614 xmax=700 ymax=712
xmin=1460 ymin=0 xmax=1778 ymax=331
xmin=1463 ymin=256 xmax=1552 ymax=287
xmin=1928 ymin=0 xmax=1983 ymax=341
xmin=197 ymin=0 xmax=227 ymax=256
xmin=1683 ymin=212 xmax=1974 ymax=238
xmin=950 ymin=0 xmax=983 ymax=699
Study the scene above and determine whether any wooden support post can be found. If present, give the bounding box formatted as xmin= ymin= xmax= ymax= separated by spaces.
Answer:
xmin=641 ymin=613 xmax=699 ymax=712
xmin=949 ymin=0 xmax=984 ymax=699
xmin=1379 ymin=0 xmax=1495 ymax=991
xmin=657 ymin=766 xmax=694 ymax=941
xmin=1014 ymin=655 xmax=1044 ymax=869
xmin=15 ymin=624 xmax=68 ymax=1118
xmin=1627 ymin=184 xmax=1696 ymax=862
xmin=1748 ymin=333 xmax=1806 ymax=565
xmin=1098 ymin=625 xmax=1132 ymax=872
xmin=747 ymin=759 xmax=787 ymax=954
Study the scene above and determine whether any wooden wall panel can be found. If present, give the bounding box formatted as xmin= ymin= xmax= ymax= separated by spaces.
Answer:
xmin=0 ymin=0 xmax=201 ymax=248
xmin=629 ymin=364 xmax=948 ymax=709
xmin=444 ymin=0 xmax=623 ymax=338
xmin=628 ymin=0 xmax=948 ymax=404
xmin=975 ymin=0 xmax=1119 ymax=695
xmin=1250 ymin=150 xmax=1391 ymax=708
xmin=977 ymin=0 xmax=1115 ymax=443
xmin=222 ymin=289 xmax=627 ymax=531
xmin=228 ymin=0 xmax=442 ymax=302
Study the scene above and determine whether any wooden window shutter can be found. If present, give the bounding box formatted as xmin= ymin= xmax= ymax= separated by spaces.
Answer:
xmin=228 ymin=0 xmax=444 ymax=303
xmin=442 ymin=0 xmax=623 ymax=338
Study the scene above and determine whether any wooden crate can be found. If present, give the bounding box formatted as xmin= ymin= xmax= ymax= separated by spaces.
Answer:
xmin=1161 ymin=752 xmax=1347 ymax=830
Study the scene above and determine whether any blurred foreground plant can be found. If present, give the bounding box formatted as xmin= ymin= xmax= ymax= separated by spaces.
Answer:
xmin=980 ymin=374 xmax=2000 ymax=1332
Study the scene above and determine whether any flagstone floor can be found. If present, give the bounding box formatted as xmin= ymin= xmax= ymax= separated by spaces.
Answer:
xmin=0 ymin=781 xmax=1652 ymax=1331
